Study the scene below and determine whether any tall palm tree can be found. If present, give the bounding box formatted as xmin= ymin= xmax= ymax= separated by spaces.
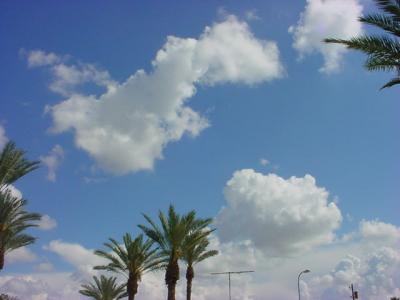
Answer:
xmin=182 ymin=236 xmax=218 ymax=300
xmin=138 ymin=205 xmax=213 ymax=300
xmin=79 ymin=275 xmax=128 ymax=300
xmin=0 ymin=294 xmax=19 ymax=300
xmin=94 ymin=233 xmax=163 ymax=300
xmin=0 ymin=191 xmax=41 ymax=270
xmin=0 ymin=142 xmax=40 ymax=189
xmin=325 ymin=0 xmax=400 ymax=89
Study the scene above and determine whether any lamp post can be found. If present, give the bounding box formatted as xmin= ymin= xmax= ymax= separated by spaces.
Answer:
xmin=297 ymin=269 xmax=310 ymax=300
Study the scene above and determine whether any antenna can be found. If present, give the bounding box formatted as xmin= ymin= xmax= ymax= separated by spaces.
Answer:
xmin=211 ymin=270 xmax=255 ymax=300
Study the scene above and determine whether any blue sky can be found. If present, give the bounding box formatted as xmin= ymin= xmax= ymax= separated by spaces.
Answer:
xmin=0 ymin=1 xmax=399 ymax=299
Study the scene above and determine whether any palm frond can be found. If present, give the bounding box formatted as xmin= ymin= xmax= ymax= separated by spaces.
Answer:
xmin=360 ymin=13 xmax=400 ymax=36
xmin=0 ymin=142 xmax=40 ymax=188
xmin=324 ymin=0 xmax=400 ymax=89
xmin=375 ymin=0 xmax=400 ymax=21
xmin=79 ymin=275 xmax=128 ymax=300
xmin=380 ymin=76 xmax=400 ymax=88
xmin=325 ymin=35 xmax=400 ymax=58
xmin=364 ymin=55 xmax=400 ymax=71
xmin=94 ymin=233 xmax=163 ymax=279
xmin=0 ymin=191 xmax=41 ymax=257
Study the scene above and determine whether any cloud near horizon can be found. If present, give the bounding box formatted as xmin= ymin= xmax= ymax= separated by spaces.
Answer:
xmin=25 ymin=15 xmax=284 ymax=175
xmin=1 ymin=168 xmax=400 ymax=299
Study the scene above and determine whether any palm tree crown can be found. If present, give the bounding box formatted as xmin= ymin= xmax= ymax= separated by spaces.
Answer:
xmin=79 ymin=275 xmax=128 ymax=300
xmin=0 ymin=142 xmax=40 ymax=189
xmin=182 ymin=236 xmax=218 ymax=300
xmin=139 ymin=205 xmax=214 ymax=300
xmin=325 ymin=0 xmax=400 ymax=89
xmin=94 ymin=233 xmax=163 ymax=300
xmin=0 ymin=191 xmax=41 ymax=270
xmin=182 ymin=237 xmax=218 ymax=269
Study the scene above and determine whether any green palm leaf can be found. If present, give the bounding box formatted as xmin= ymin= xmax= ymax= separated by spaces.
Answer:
xmin=0 ymin=142 xmax=39 ymax=188
xmin=0 ymin=191 xmax=41 ymax=270
xmin=139 ymin=205 xmax=216 ymax=300
xmin=181 ymin=225 xmax=218 ymax=300
xmin=94 ymin=233 xmax=163 ymax=300
xmin=360 ymin=14 xmax=400 ymax=36
xmin=375 ymin=0 xmax=400 ymax=21
xmin=79 ymin=275 xmax=128 ymax=300
xmin=325 ymin=0 xmax=400 ymax=89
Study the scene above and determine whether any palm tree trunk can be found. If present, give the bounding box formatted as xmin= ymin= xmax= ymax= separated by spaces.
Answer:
xmin=127 ymin=272 xmax=138 ymax=300
xmin=186 ymin=265 xmax=194 ymax=300
xmin=166 ymin=259 xmax=179 ymax=300
xmin=167 ymin=284 xmax=176 ymax=300
xmin=0 ymin=247 xmax=4 ymax=270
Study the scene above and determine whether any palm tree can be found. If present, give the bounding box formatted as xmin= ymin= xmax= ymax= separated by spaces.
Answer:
xmin=94 ymin=233 xmax=163 ymax=300
xmin=139 ymin=205 xmax=213 ymax=300
xmin=0 ymin=294 xmax=19 ymax=300
xmin=325 ymin=0 xmax=400 ymax=89
xmin=0 ymin=190 xmax=41 ymax=270
xmin=79 ymin=275 xmax=128 ymax=300
xmin=182 ymin=236 xmax=218 ymax=300
xmin=0 ymin=142 xmax=39 ymax=189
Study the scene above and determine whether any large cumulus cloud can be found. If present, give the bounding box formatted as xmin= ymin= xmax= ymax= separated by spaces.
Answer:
xmin=26 ymin=16 xmax=284 ymax=175
xmin=216 ymin=169 xmax=342 ymax=255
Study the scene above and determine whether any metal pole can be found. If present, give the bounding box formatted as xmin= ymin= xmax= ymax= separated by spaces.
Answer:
xmin=351 ymin=284 xmax=355 ymax=300
xmin=228 ymin=273 xmax=231 ymax=300
xmin=211 ymin=270 xmax=254 ymax=300
xmin=297 ymin=270 xmax=310 ymax=300
xmin=298 ymin=272 xmax=302 ymax=300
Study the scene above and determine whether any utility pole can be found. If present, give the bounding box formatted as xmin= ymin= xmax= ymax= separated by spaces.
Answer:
xmin=211 ymin=270 xmax=254 ymax=300
xmin=350 ymin=284 xmax=358 ymax=299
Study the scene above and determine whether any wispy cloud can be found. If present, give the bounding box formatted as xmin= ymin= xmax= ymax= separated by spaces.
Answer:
xmin=40 ymin=145 xmax=64 ymax=182
xmin=0 ymin=125 xmax=8 ymax=149
xmin=37 ymin=215 xmax=58 ymax=231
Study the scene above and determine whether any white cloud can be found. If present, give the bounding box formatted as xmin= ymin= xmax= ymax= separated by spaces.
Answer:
xmin=29 ymin=16 xmax=284 ymax=175
xmin=37 ymin=215 xmax=57 ymax=231
xmin=24 ymin=49 xmax=115 ymax=97
xmin=23 ymin=49 xmax=62 ymax=68
xmin=34 ymin=262 xmax=54 ymax=272
xmin=5 ymin=247 xmax=37 ymax=265
xmin=0 ymin=273 xmax=84 ymax=300
xmin=45 ymin=240 xmax=106 ymax=279
xmin=259 ymin=158 xmax=269 ymax=166
xmin=289 ymin=0 xmax=363 ymax=73
xmin=0 ymin=125 xmax=8 ymax=149
xmin=309 ymin=247 xmax=400 ymax=300
xmin=245 ymin=9 xmax=261 ymax=21
xmin=48 ymin=63 xmax=116 ymax=97
xmin=39 ymin=145 xmax=64 ymax=182
xmin=216 ymin=169 xmax=342 ymax=255
xmin=195 ymin=16 xmax=283 ymax=85
xmin=360 ymin=219 xmax=400 ymax=244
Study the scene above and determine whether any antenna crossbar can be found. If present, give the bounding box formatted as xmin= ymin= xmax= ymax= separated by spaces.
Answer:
xmin=210 ymin=270 xmax=255 ymax=300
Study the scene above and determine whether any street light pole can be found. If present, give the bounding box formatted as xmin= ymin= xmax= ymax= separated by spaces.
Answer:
xmin=297 ymin=269 xmax=311 ymax=300
xmin=211 ymin=270 xmax=254 ymax=300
